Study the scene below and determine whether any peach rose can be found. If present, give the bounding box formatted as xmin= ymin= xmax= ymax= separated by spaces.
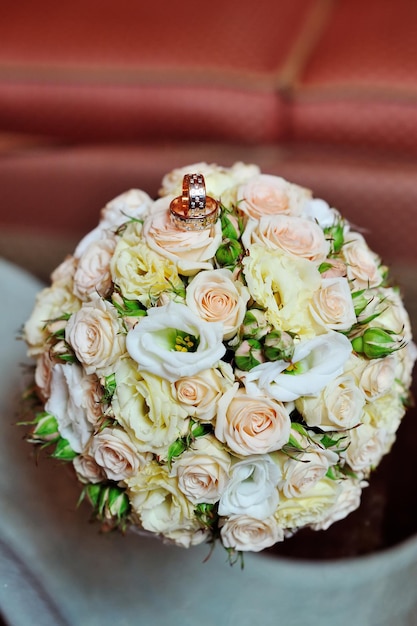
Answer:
xmin=242 ymin=215 xmax=329 ymax=264
xmin=309 ymin=277 xmax=357 ymax=331
xmin=89 ymin=427 xmax=148 ymax=481
xmin=236 ymin=174 xmax=311 ymax=220
xmin=34 ymin=350 xmax=55 ymax=401
xmin=342 ymin=232 xmax=384 ymax=289
xmin=359 ymin=355 xmax=397 ymax=400
xmin=73 ymin=453 xmax=105 ymax=484
xmin=173 ymin=362 xmax=234 ymax=421
xmin=170 ymin=435 xmax=231 ymax=504
xmin=215 ymin=386 xmax=291 ymax=455
xmin=142 ymin=197 xmax=222 ymax=275
xmin=65 ymin=294 xmax=126 ymax=377
xmin=73 ymin=235 xmax=117 ymax=301
xmin=343 ymin=423 xmax=387 ymax=473
xmin=186 ymin=269 xmax=249 ymax=340
xmin=220 ymin=514 xmax=284 ymax=552
xmin=277 ymin=445 xmax=338 ymax=498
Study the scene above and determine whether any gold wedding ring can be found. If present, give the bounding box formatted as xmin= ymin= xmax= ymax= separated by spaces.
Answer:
xmin=170 ymin=173 xmax=219 ymax=230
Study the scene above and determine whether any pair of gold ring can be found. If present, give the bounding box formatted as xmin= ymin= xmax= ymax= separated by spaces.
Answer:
xmin=170 ymin=173 xmax=219 ymax=231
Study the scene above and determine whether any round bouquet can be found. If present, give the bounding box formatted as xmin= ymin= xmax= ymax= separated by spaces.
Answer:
xmin=22 ymin=162 xmax=416 ymax=558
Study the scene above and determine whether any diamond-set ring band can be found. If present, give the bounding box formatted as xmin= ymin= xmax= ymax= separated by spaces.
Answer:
xmin=170 ymin=173 xmax=219 ymax=230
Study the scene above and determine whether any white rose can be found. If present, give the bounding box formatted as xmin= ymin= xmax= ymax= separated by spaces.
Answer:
xmin=310 ymin=277 xmax=357 ymax=331
xmin=277 ymin=446 xmax=338 ymax=498
xmin=215 ymin=387 xmax=291 ymax=455
xmin=89 ymin=427 xmax=147 ymax=481
xmin=185 ymin=269 xmax=249 ymax=340
xmin=218 ymin=455 xmax=281 ymax=519
xmin=296 ymin=374 xmax=365 ymax=431
xmin=311 ymin=478 xmax=368 ymax=531
xmin=236 ymin=174 xmax=311 ymax=220
xmin=243 ymin=331 xmax=352 ymax=402
xmin=342 ymin=232 xmax=384 ymax=289
xmin=73 ymin=454 xmax=105 ymax=484
xmin=126 ymin=301 xmax=226 ymax=382
xmin=159 ymin=161 xmax=260 ymax=199
xmin=65 ymin=295 xmax=126 ymax=377
xmin=142 ymin=197 xmax=222 ymax=276
xmin=359 ymin=355 xmax=397 ymax=400
xmin=73 ymin=235 xmax=116 ymax=301
xmin=369 ymin=287 xmax=413 ymax=342
xmin=274 ymin=477 xmax=341 ymax=530
xmin=113 ymin=359 xmax=189 ymax=457
xmin=45 ymin=363 xmax=94 ymax=453
xmin=220 ymin=514 xmax=284 ymax=552
xmin=242 ymin=244 xmax=321 ymax=336
xmin=170 ymin=435 xmax=231 ymax=504
xmin=172 ymin=362 xmax=234 ymax=421
xmin=24 ymin=284 xmax=81 ymax=356
xmin=127 ymin=461 xmax=202 ymax=540
xmin=242 ymin=215 xmax=329 ymax=264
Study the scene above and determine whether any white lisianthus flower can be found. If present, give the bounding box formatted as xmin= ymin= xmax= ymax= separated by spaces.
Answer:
xmin=296 ymin=374 xmax=365 ymax=431
xmin=242 ymin=214 xmax=330 ymax=264
xmin=215 ymin=387 xmax=291 ymax=455
xmin=126 ymin=301 xmax=226 ymax=382
xmin=243 ymin=331 xmax=352 ymax=402
xmin=170 ymin=435 xmax=231 ymax=505
xmin=185 ymin=268 xmax=250 ymax=340
xmin=220 ymin=514 xmax=284 ymax=552
xmin=142 ymin=197 xmax=222 ymax=275
xmin=172 ymin=362 xmax=235 ymax=421
xmin=236 ymin=174 xmax=311 ymax=220
xmin=45 ymin=363 xmax=94 ymax=453
xmin=301 ymin=198 xmax=342 ymax=229
xmin=65 ymin=294 xmax=126 ymax=377
xmin=310 ymin=277 xmax=357 ymax=331
xmin=218 ymin=455 xmax=281 ymax=519
xmin=242 ymin=244 xmax=321 ymax=336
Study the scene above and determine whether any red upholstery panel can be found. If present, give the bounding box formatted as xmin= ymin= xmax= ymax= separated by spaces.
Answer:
xmin=293 ymin=0 xmax=417 ymax=151
xmin=0 ymin=0 xmax=318 ymax=142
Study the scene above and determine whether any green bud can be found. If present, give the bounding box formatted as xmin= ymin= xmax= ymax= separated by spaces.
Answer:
xmin=351 ymin=327 xmax=404 ymax=359
xmin=51 ymin=437 xmax=77 ymax=460
xmin=325 ymin=222 xmax=344 ymax=253
xmin=215 ymin=239 xmax=243 ymax=267
xmin=105 ymin=486 xmax=130 ymax=519
xmin=32 ymin=412 xmax=59 ymax=442
xmin=241 ymin=309 xmax=271 ymax=340
xmin=234 ymin=338 xmax=264 ymax=371
xmin=264 ymin=330 xmax=294 ymax=361
xmin=221 ymin=213 xmax=240 ymax=240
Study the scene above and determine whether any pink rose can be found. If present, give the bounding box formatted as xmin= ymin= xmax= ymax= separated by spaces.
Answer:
xmin=237 ymin=174 xmax=311 ymax=220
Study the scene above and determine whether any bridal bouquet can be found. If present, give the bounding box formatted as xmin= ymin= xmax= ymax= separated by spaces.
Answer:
xmin=22 ymin=162 xmax=415 ymax=557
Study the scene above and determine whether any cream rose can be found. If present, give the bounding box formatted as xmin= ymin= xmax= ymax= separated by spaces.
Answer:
xmin=50 ymin=255 xmax=76 ymax=286
xmin=342 ymin=232 xmax=384 ymax=289
xmin=277 ymin=446 xmax=338 ymax=498
xmin=142 ymin=197 xmax=222 ymax=275
xmin=89 ymin=427 xmax=147 ymax=482
xmin=185 ymin=269 xmax=249 ymax=340
xmin=296 ymin=374 xmax=365 ymax=431
xmin=242 ymin=244 xmax=321 ymax=336
xmin=236 ymin=174 xmax=311 ymax=220
xmin=359 ymin=356 xmax=397 ymax=400
xmin=243 ymin=331 xmax=352 ymax=403
xmin=73 ymin=235 xmax=116 ymax=301
xmin=215 ymin=386 xmax=291 ymax=455
xmin=34 ymin=350 xmax=55 ymax=401
xmin=218 ymin=455 xmax=281 ymax=519
xmin=127 ymin=461 xmax=203 ymax=544
xmin=126 ymin=301 xmax=226 ymax=382
xmin=242 ymin=215 xmax=329 ymax=264
xmin=343 ymin=423 xmax=387 ymax=473
xmin=310 ymin=277 xmax=357 ymax=331
xmin=45 ymin=363 xmax=94 ymax=453
xmin=24 ymin=284 xmax=81 ymax=356
xmin=170 ymin=435 xmax=231 ymax=504
xmin=65 ymin=294 xmax=126 ymax=377
xmin=311 ymin=478 xmax=368 ymax=531
xmin=111 ymin=222 xmax=184 ymax=306
xmin=274 ymin=477 xmax=341 ymax=530
xmin=173 ymin=362 xmax=234 ymax=421
xmin=220 ymin=514 xmax=284 ymax=552
xmin=159 ymin=161 xmax=260 ymax=199
xmin=113 ymin=358 xmax=189 ymax=457
xmin=73 ymin=454 xmax=105 ymax=484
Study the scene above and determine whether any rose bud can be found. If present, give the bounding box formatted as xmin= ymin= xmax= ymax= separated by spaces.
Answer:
xmin=351 ymin=327 xmax=404 ymax=359
xmin=241 ymin=309 xmax=271 ymax=340
xmin=234 ymin=338 xmax=264 ymax=371
xmin=215 ymin=239 xmax=243 ymax=267
xmin=263 ymin=330 xmax=295 ymax=362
